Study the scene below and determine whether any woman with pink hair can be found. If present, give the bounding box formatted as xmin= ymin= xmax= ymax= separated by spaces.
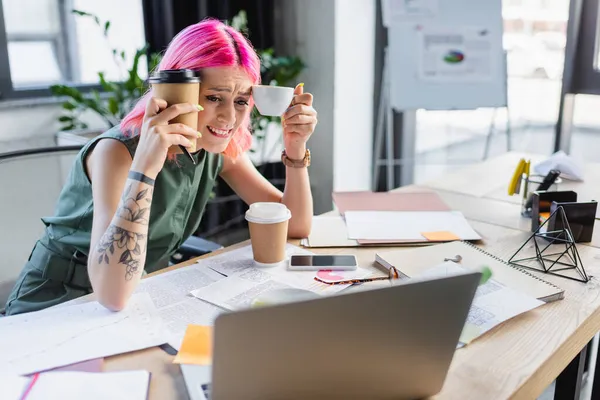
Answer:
xmin=5 ymin=19 xmax=317 ymax=315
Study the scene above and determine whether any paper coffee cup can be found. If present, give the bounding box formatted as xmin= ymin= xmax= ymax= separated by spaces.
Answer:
xmin=252 ymin=85 xmax=294 ymax=117
xmin=245 ymin=202 xmax=291 ymax=267
xmin=149 ymin=69 xmax=200 ymax=153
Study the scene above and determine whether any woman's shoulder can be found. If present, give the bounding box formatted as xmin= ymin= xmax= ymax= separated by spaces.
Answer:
xmin=83 ymin=126 xmax=139 ymax=160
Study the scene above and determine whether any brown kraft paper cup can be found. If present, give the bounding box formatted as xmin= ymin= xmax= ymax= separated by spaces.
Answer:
xmin=149 ymin=69 xmax=200 ymax=154
xmin=245 ymin=203 xmax=292 ymax=266
xmin=248 ymin=220 xmax=289 ymax=264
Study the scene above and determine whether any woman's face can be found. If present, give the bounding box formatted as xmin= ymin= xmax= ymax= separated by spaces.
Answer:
xmin=196 ymin=66 xmax=253 ymax=154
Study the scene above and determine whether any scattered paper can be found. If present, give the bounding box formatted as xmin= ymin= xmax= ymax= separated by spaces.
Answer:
xmin=534 ymin=150 xmax=584 ymax=181
xmin=344 ymin=211 xmax=481 ymax=241
xmin=173 ymin=325 xmax=213 ymax=366
xmin=0 ymin=293 xmax=167 ymax=376
xmin=199 ymin=244 xmax=360 ymax=296
xmin=418 ymin=26 xmax=495 ymax=82
xmin=191 ymin=268 xmax=298 ymax=310
xmin=0 ymin=374 xmax=29 ymax=400
xmin=22 ymin=370 xmax=150 ymax=400
xmin=415 ymin=262 xmax=544 ymax=346
xmin=304 ymin=215 xmax=359 ymax=248
xmin=133 ymin=266 xmax=226 ymax=349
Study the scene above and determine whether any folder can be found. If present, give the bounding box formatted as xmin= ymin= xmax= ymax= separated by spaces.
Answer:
xmin=375 ymin=241 xmax=564 ymax=302
xmin=332 ymin=191 xmax=451 ymax=215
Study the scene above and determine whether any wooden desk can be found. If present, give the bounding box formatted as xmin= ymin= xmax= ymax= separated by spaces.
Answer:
xmin=98 ymin=152 xmax=600 ymax=399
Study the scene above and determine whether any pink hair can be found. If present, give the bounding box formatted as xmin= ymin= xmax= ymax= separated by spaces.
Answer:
xmin=120 ymin=19 xmax=261 ymax=159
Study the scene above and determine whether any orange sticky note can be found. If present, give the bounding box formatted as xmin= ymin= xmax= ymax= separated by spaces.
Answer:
xmin=421 ymin=231 xmax=461 ymax=241
xmin=173 ymin=325 xmax=213 ymax=365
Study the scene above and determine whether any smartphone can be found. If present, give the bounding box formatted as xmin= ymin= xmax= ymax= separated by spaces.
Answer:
xmin=288 ymin=255 xmax=358 ymax=271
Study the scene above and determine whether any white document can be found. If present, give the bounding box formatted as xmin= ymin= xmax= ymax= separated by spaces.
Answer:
xmin=0 ymin=293 xmax=167 ymax=376
xmin=0 ymin=374 xmax=29 ymax=400
xmin=20 ymin=370 xmax=150 ymax=400
xmin=415 ymin=262 xmax=544 ymax=345
xmin=191 ymin=268 xmax=299 ymax=310
xmin=198 ymin=244 xmax=362 ymax=296
xmin=418 ymin=26 xmax=495 ymax=82
xmin=344 ymin=211 xmax=481 ymax=241
xmin=53 ymin=264 xmax=227 ymax=351
xmin=133 ymin=265 xmax=226 ymax=350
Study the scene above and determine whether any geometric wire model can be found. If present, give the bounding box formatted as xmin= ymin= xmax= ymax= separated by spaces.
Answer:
xmin=508 ymin=206 xmax=589 ymax=283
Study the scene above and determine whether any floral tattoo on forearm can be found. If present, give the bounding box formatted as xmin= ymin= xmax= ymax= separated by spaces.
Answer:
xmin=116 ymin=184 xmax=152 ymax=225
xmin=96 ymin=226 xmax=146 ymax=280
xmin=95 ymin=183 xmax=153 ymax=280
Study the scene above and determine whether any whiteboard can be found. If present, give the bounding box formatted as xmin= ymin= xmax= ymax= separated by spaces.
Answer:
xmin=385 ymin=0 xmax=506 ymax=111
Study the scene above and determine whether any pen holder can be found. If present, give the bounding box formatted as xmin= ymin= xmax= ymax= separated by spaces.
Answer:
xmin=520 ymin=174 xmax=562 ymax=216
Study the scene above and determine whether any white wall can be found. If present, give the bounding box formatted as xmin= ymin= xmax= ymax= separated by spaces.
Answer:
xmin=333 ymin=0 xmax=375 ymax=192
xmin=275 ymin=0 xmax=376 ymax=213
xmin=0 ymin=103 xmax=105 ymax=153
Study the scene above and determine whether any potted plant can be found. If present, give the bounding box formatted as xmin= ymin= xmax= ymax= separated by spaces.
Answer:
xmin=52 ymin=9 xmax=160 ymax=146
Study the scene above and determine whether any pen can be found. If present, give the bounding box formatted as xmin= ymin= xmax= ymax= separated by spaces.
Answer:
xmin=180 ymin=145 xmax=196 ymax=165
xmin=524 ymin=169 xmax=561 ymax=211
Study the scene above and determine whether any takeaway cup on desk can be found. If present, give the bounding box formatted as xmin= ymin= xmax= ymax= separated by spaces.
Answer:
xmin=245 ymin=202 xmax=291 ymax=267
xmin=149 ymin=69 xmax=201 ymax=154
xmin=252 ymin=85 xmax=294 ymax=116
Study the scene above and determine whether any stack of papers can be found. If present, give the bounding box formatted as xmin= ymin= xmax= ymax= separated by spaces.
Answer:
xmin=302 ymin=191 xmax=481 ymax=247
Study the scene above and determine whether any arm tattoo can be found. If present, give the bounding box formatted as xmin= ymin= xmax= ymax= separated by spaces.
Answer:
xmin=116 ymin=183 xmax=153 ymax=225
xmin=96 ymin=225 xmax=146 ymax=280
xmin=95 ymin=182 xmax=153 ymax=280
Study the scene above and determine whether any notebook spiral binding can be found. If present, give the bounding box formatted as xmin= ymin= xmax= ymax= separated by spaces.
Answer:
xmin=460 ymin=241 xmax=562 ymax=291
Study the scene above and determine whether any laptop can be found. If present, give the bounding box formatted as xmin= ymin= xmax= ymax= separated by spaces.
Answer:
xmin=182 ymin=271 xmax=481 ymax=400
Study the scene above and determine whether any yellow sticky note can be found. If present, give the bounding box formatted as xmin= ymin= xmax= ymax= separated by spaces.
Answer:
xmin=421 ymin=231 xmax=461 ymax=241
xmin=173 ymin=325 xmax=213 ymax=365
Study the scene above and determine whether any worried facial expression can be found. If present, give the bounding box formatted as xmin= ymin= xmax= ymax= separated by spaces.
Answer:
xmin=196 ymin=67 xmax=253 ymax=154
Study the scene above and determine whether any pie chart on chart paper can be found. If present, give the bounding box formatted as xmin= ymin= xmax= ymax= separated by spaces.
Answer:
xmin=444 ymin=50 xmax=465 ymax=64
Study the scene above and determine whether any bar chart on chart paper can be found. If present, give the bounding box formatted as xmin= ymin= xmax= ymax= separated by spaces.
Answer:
xmin=0 ymin=293 xmax=168 ymax=375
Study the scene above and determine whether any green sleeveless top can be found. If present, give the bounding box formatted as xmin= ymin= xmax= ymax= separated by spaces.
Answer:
xmin=41 ymin=127 xmax=223 ymax=274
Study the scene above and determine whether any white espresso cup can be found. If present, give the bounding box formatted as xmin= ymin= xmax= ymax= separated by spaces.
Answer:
xmin=252 ymin=85 xmax=294 ymax=116
xmin=245 ymin=202 xmax=291 ymax=267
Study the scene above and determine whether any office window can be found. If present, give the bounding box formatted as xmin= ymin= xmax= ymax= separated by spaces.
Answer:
xmin=0 ymin=0 xmax=146 ymax=98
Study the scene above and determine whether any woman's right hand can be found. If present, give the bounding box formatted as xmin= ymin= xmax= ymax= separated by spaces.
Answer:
xmin=130 ymin=97 xmax=201 ymax=179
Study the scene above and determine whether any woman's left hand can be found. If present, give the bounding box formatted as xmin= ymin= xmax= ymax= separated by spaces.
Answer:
xmin=282 ymin=83 xmax=318 ymax=159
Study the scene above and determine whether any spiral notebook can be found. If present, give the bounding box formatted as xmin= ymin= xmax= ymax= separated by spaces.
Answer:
xmin=375 ymin=241 xmax=564 ymax=303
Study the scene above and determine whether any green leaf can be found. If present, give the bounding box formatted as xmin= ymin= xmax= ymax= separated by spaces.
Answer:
xmin=104 ymin=21 xmax=111 ymax=36
xmin=97 ymin=72 xmax=117 ymax=93
xmin=62 ymin=101 xmax=77 ymax=111
xmin=71 ymin=9 xmax=93 ymax=17
xmin=58 ymin=115 xmax=73 ymax=122
xmin=108 ymin=97 xmax=119 ymax=115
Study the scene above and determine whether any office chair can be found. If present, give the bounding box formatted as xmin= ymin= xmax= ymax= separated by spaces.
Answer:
xmin=0 ymin=145 xmax=219 ymax=314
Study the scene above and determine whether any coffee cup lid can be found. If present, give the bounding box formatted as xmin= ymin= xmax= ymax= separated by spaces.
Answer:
xmin=245 ymin=202 xmax=291 ymax=224
xmin=148 ymin=69 xmax=200 ymax=84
